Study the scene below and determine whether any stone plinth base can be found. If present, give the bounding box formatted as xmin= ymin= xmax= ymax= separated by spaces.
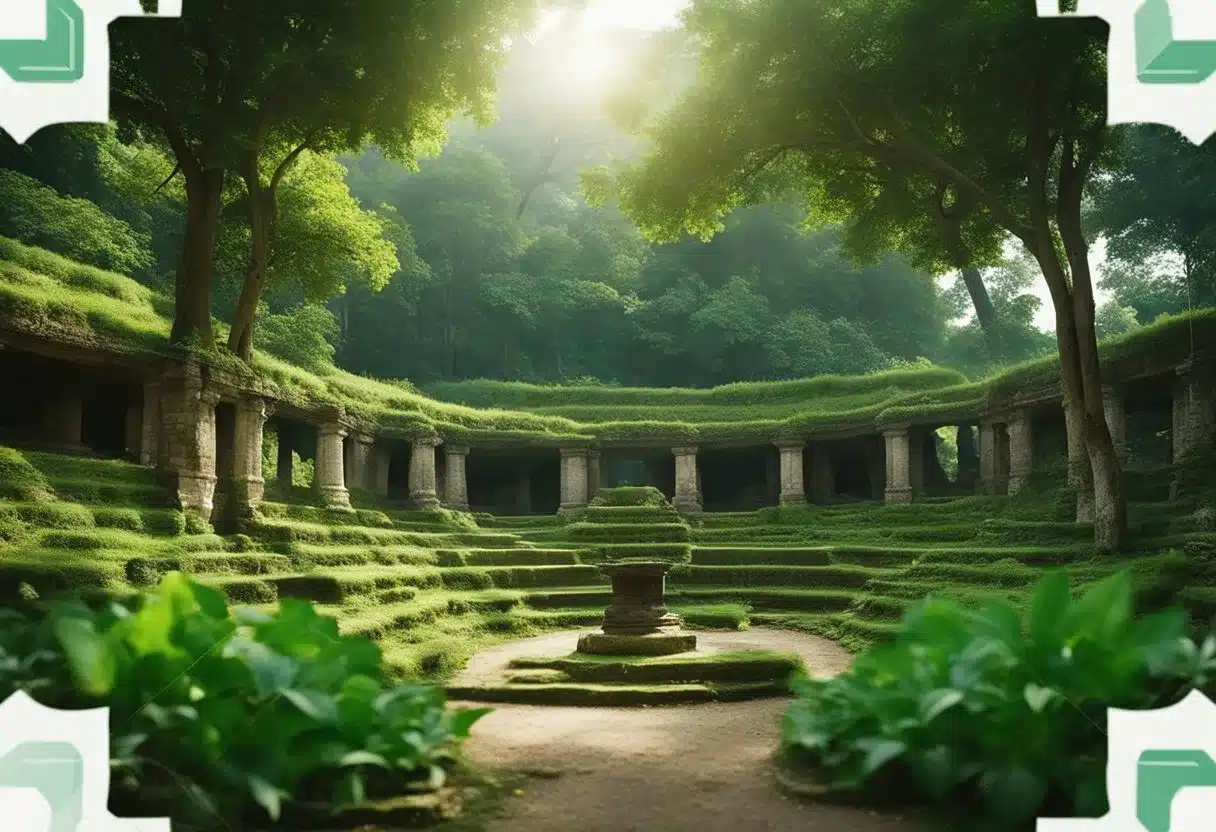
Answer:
xmin=884 ymin=487 xmax=913 ymax=504
xmin=576 ymin=631 xmax=697 ymax=656
xmin=577 ymin=561 xmax=697 ymax=656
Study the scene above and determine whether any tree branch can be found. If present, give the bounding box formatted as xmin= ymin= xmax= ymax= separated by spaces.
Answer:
xmin=152 ymin=162 xmax=181 ymax=195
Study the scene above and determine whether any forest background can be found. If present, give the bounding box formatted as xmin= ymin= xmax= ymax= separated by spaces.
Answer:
xmin=0 ymin=14 xmax=1207 ymax=392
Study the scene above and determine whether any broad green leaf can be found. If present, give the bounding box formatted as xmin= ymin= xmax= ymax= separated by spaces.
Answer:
xmin=282 ymin=688 xmax=338 ymax=723
xmin=53 ymin=617 xmax=116 ymax=697
xmin=1023 ymin=683 xmax=1058 ymax=714
xmin=248 ymin=775 xmax=286 ymax=822
xmin=858 ymin=738 xmax=907 ymax=776
xmin=1070 ymin=570 xmax=1132 ymax=642
xmin=448 ymin=707 xmax=493 ymax=739
xmin=1030 ymin=570 xmax=1071 ymax=647
xmin=341 ymin=750 xmax=390 ymax=768
xmin=223 ymin=637 xmax=298 ymax=696
xmin=982 ymin=764 xmax=1049 ymax=821
xmin=919 ymin=689 xmax=964 ymax=723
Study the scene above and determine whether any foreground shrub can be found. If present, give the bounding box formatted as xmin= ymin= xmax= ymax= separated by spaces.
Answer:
xmin=780 ymin=570 xmax=1216 ymax=828
xmin=0 ymin=573 xmax=489 ymax=829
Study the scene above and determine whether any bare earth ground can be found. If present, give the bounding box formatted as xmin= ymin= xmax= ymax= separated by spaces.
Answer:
xmin=455 ymin=628 xmax=929 ymax=832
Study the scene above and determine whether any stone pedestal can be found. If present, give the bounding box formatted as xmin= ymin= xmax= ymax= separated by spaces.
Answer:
xmin=232 ymin=397 xmax=268 ymax=513
xmin=672 ymin=446 xmax=701 ymax=513
xmin=443 ymin=444 xmax=470 ymax=511
xmin=576 ymin=562 xmax=697 ymax=656
xmin=776 ymin=440 xmax=807 ymax=505
xmin=409 ymin=437 xmax=441 ymax=509
xmin=883 ymin=429 xmax=913 ymax=504
xmin=1007 ymin=409 xmax=1034 ymax=496
xmin=559 ymin=447 xmax=590 ymax=511
xmin=315 ymin=422 xmax=351 ymax=510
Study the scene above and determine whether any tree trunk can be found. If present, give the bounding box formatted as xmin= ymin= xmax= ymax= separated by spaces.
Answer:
xmin=1058 ymin=205 xmax=1127 ymax=552
xmin=170 ymin=167 xmax=224 ymax=347
xmin=959 ymin=266 xmax=999 ymax=337
xmin=227 ymin=188 xmax=275 ymax=362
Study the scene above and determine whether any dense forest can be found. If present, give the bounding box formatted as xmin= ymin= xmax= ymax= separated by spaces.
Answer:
xmin=0 ymin=15 xmax=1207 ymax=389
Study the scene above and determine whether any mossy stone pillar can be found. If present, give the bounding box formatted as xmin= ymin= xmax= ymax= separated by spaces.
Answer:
xmin=443 ymin=444 xmax=470 ymax=511
xmin=560 ymin=447 xmax=591 ymax=511
xmin=232 ymin=397 xmax=268 ymax=513
xmin=672 ymin=446 xmax=701 ymax=513
xmin=347 ymin=432 xmax=374 ymax=492
xmin=587 ymin=449 xmax=601 ymax=503
xmin=978 ymin=419 xmax=1000 ymax=495
xmin=373 ymin=445 xmax=391 ymax=497
xmin=44 ymin=388 xmax=83 ymax=446
xmin=138 ymin=381 xmax=160 ymax=466
xmin=808 ymin=443 xmax=834 ymax=502
xmin=159 ymin=363 xmax=218 ymax=517
xmin=1173 ymin=353 xmax=1216 ymax=463
xmin=409 ymin=437 xmax=441 ymax=509
xmin=883 ymin=429 xmax=913 ymax=504
xmin=1007 ymin=408 xmax=1034 ymax=496
xmin=315 ymin=421 xmax=351 ymax=510
xmin=776 ymin=440 xmax=807 ymax=505
xmin=1102 ymin=384 xmax=1129 ymax=466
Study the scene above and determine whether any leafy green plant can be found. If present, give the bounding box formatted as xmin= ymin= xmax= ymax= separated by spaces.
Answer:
xmin=0 ymin=573 xmax=489 ymax=829
xmin=780 ymin=570 xmax=1216 ymax=827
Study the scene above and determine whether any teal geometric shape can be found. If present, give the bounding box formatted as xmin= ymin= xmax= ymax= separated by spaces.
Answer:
xmin=0 ymin=740 xmax=83 ymax=831
xmin=1135 ymin=0 xmax=1216 ymax=84
xmin=0 ymin=0 xmax=85 ymax=84
xmin=1135 ymin=748 xmax=1216 ymax=832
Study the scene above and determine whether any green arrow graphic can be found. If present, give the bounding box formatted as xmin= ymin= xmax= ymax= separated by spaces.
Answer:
xmin=1136 ymin=0 xmax=1216 ymax=84
xmin=0 ymin=0 xmax=85 ymax=84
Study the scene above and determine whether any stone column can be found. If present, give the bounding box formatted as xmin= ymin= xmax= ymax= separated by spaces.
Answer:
xmin=1064 ymin=400 xmax=1093 ymax=521
xmin=909 ymin=430 xmax=926 ymax=498
xmin=409 ymin=437 xmax=441 ymax=509
xmin=1102 ymin=384 xmax=1129 ymax=466
xmin=232 ymin=397 xmax=268 ymax=513
xmin=347 ymin=433 xmax=374 ymax=492
xmin=276 ymin=426 xmax=294 ymax=490
xmin=374 ymin=445 xmax=391 ymax=497
xmin=1173 ymin=354 xmax=1216 ymax=463
xmin=672 ymin=446 xmax=701 ymax=513
xmin=443 ymin=444 xmax=470 ymax=511
xmin=138 ymin=381 xmax=160 ymax=466
xmin=587 ymin=450 xmax=601 ymax=502
xmin=978 ymin=419 xmax=999 ymax=495
xmin=44 ymin=388 xmax=83 ymax=446
xmin=808 ymin=443 xmax=834 ymax=502
xmin=560 ymin=447 xmax=591 ymax=511
xmin=1007 ymin=408 xmax=1035 ymax=496
xmin=315 ymin=422 xmax=351 ymax=509
xmin=883 ymin=429 xmax=913 ymax=503
xmin=124 ymin=399 xmax=142 ymax=460
xmin=158 ymin=363 xmax=218 ymax=516
xmin=776 ymin=440 xmax=807 ymax=505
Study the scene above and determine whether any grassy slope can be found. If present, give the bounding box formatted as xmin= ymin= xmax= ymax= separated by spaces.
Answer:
xmin=3 ymin=444 xmax=1210 ymax=687
xmin=2 ymin=237 xmax=1212 ymax=446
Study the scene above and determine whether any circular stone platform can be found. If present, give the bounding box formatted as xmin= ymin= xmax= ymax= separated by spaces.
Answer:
xmin=447 ymin=627 xmax=854 ymax=707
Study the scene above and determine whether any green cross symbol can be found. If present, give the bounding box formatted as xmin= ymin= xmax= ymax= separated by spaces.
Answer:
xmin=1136 ymin=0 xmax=1216 ymax=84
xmin=0 ymin=0 xmax=85 ymax=84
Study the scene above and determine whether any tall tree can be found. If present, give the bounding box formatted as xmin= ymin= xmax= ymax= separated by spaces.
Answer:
xmin=590 ymin=0 xmax=1128 ymax=549
xmin=111 ymin=0 xmax=537 ymax=352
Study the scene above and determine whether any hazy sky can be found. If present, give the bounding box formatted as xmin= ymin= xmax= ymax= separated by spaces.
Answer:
xmin=573 ymin=0 xmax=1106 ymax=332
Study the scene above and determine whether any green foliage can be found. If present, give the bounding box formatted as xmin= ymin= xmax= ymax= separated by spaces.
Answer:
xmin=781 ymin=571 xmax=1214 ymax=826
xmin=0 ymin=573 xmax=489 ymax=826
xmin=590 ymin=486 xmax=670 ymax=507
xmin=0 ymin=170 xmax=153 ymax=276
xmin=258 ymin=304 xmax=340 ymax=373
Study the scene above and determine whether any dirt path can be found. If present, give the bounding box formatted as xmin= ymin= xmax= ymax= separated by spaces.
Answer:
xmin=456 ymin=628 xmax=928 ymax=832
